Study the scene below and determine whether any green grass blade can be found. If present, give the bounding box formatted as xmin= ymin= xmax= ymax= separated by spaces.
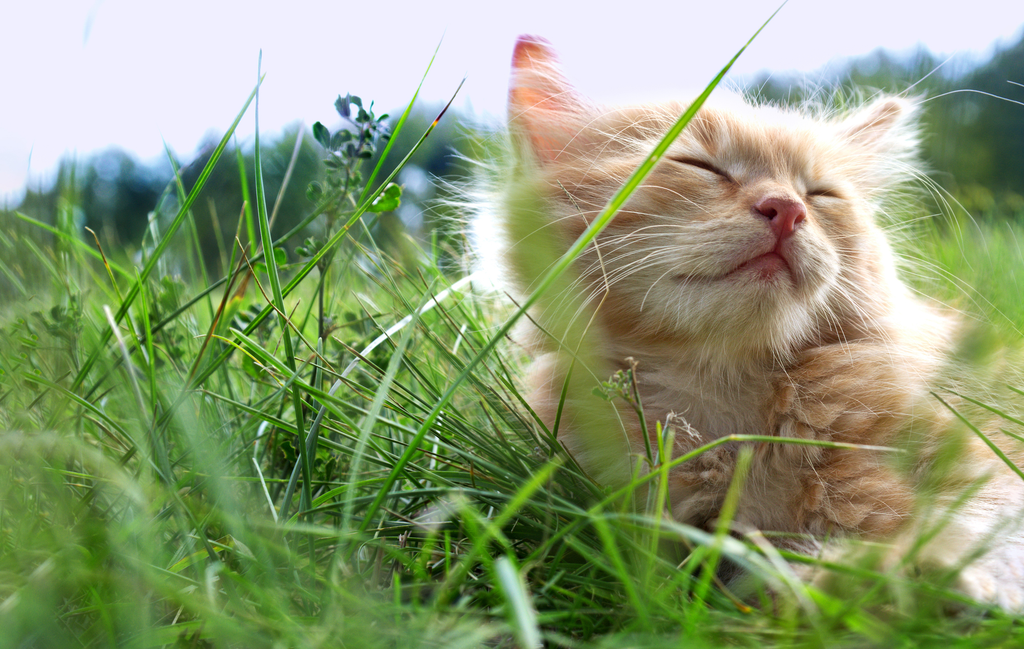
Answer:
xmin=933 ymin=392 xmax=1024 ymax=482
xmin=358 ymin=37 xmax=445 ymax=205
xmin=433 ymin=457 xmax=562 ymax=604
xmin=12 ymin=211 xmax=133 ymax=280
xmin=358 ymin=11 xmax=782 ymax=534
xmin=183 ymin=81 xmax=465 ymax=393
xmin=339 ymin=289 xmax=422 ymax=533
xmin=164 ymin=141 xmax=215 ymax=321
xmin=235 ymin=141 xmax=257 ymax=255
xmin=493 ymin=556 xmax=542 ymax=649
xmin=72 ymin=81 xmax=261 ymax=393
xmin=252 ymin=52 xmax=311 ymax=513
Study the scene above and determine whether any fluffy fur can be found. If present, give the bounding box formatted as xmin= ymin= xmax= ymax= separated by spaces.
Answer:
xmin=476 ymin=35 xmax=1024 ymax=610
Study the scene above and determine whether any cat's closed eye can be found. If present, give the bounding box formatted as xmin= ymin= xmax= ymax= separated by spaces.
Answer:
xmin=668 ymin=156 xmax=734 ymax=183
xmin=806 ymin=187 xmax=842 ymax=199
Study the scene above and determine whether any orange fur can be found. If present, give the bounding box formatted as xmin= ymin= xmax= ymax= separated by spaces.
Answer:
xmin=478 ymin=35 xmax=1024 ymax=610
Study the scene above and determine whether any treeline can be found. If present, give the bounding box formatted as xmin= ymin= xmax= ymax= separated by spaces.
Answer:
xmin=3 ymin=30 xmax=1022 ymax=294
xmin=4 ymin=105 xmax=476 ymax=300
xmin=750 ymin=31 xmax=1024 ymax=219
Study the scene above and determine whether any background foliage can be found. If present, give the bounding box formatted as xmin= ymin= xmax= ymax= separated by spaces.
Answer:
xmin=0 ymin=32 xmax=1023 ymax=649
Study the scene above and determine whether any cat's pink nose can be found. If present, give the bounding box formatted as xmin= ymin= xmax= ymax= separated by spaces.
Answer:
xmin=754 ymin=196 xmax=806 ymax=239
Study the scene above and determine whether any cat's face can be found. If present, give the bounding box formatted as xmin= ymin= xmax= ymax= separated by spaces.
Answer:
xmin=500 ymin=36 xmax=917 ymax=362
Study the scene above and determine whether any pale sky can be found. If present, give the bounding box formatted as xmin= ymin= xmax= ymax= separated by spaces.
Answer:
xmin=2 ymin=0 xmax=1022 ymax=203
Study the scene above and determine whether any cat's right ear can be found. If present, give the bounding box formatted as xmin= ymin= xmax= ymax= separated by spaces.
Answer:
xmin=839 ymin=96 xmax=918 ymax=158
xmin=836 ymin=96 xmax=920 ymax=191
xmin=508 ymin=35 xmax=586 ymax=165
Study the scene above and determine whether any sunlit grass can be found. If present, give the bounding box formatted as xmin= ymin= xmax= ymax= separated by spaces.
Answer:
xmin=3 ymin=31 xmax=1024 ymax=649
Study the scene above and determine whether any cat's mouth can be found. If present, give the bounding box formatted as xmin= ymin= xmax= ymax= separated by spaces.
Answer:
xmin=672 ymin=252 xmax=795 ymax=284
xmin=730 ymin=251 xmax=792 ymax=279
xmin=673 ymin=242 xmax=800 ymax=284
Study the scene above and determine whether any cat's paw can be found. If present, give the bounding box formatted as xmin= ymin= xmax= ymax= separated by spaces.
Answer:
xmin=954 ymin=555 xmax=1024 ymax=612
xmin=805 ymin=537 xmax=1024 ymax=614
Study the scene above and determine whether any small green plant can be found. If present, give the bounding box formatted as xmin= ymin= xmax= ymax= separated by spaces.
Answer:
xmin=301 ymin=94 xmax=402 ymax=341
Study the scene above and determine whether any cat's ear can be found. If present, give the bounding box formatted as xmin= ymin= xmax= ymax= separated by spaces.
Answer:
xmin=839 ymin=96 xmax=918 ymax=157
xmin=508 ymin=35 xmax=587 ymax=165
xmin=838 ymin=97 xmax=919 ymax=190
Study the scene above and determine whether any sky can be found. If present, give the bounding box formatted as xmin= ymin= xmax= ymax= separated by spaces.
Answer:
xmin=2 ymin=0 xmax=1022 ymax=203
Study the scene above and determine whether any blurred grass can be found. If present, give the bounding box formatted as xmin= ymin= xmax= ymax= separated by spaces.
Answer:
xmin=918 ymin=214 xmax=1024 ymax=336
xmin=3 ymin=40 xmax=1024 ymax=649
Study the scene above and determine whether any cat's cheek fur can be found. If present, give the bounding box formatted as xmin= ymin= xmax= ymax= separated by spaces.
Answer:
xmin=565 ymin=208 xmax=843 ymax=360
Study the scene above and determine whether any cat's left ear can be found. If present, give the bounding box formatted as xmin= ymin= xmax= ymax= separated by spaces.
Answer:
xmin=507 ymin=35 xmax=589 ymax=165
xmin=839 ymin=96 xmax=918 ymax=157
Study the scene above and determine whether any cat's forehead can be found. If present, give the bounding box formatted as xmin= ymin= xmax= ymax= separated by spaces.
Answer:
xmin=588 ymin=96 xmax=833 ymax=163
xmin=597 ymin=93 xmax=807 ymax=132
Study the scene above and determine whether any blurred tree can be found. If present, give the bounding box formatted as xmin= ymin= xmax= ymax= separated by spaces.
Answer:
xmin=8 ymin=105 xmax=475 ymax=281
xmin=80 ymin=149 xmax=169 ymax=246
xmin=174 ymin=124 xmax=322 ymax=274
xmin=937 ymin=35 xmax=1024 ymax=196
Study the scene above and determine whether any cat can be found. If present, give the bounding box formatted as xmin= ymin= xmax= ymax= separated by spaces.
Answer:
xmin=475 ymin=34 xmax=1024 ymax=611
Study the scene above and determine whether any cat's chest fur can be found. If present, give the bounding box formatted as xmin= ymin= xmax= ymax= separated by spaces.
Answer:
xmin=619 ymin=349 xmax=772 ymax=443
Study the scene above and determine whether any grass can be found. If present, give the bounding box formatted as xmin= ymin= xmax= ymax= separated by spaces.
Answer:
xmin=3 ymin=36 xmax=1024 ymax=649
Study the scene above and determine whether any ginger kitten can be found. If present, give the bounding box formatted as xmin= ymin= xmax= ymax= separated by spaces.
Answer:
xmin=477 ymin=35 xmax=1024 ymax=611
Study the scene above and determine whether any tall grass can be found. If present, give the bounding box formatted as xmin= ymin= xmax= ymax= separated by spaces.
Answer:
xmin=3 ymin=34 xmax=1024 ymax=649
